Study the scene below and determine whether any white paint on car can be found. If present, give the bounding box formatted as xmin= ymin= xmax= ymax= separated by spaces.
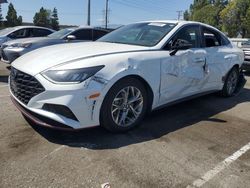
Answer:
xmin=10 ymin=20 xmax=244 ymax=130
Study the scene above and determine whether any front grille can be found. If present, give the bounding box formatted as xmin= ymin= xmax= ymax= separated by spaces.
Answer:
xmin=10 ymin=68 xmax=45 ymax=105
xmin=11 ymin=96 xmax=73 ymax=130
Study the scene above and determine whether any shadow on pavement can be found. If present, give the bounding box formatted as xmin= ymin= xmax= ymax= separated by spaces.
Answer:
xmin=31 ymin=88 xmax=250 ymax=150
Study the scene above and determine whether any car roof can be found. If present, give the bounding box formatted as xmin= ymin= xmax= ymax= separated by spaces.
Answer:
xmin=136 ymin=20 xmax=203 ymax=24
xmin=134 ymin=20 xmax=224 ymax=31
xmin=11 ymin=25 xmax=54 ymax=31
xmin=0 ymin=26 xmax=55 ymax=37
xmin=64 ymin=26 xmax=110 ymax=32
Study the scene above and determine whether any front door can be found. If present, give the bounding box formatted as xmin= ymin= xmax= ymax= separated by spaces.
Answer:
xmin=159 ymin=25 xmax=209 ymax=105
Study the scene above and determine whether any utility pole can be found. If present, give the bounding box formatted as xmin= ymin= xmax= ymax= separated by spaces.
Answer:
xmin=105 ymin=0 xmax=109 ymax=29
xmin=176 ymin=10 xmax=183 ymax=21
xmin=87 ymin=0 xmax=91 ymax=25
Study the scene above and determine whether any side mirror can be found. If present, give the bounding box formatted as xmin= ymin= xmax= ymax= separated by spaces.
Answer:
xmin=66 ymin=35 xmax=76 ymax=41
xmin=170 ymin=39 xmax=192 ymax=56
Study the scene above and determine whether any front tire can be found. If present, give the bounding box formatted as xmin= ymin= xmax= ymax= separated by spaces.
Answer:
xmin=100 ymin=77 xmax=148 ymax=132
xmin=221 ymin=67 xmax=239 ymax=97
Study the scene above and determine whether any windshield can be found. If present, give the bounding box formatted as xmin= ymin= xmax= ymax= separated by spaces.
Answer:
xmin=48 ymin=28 xmax=75 ymax=39
xmin=0 ymin=27 xmax=16 ymax=36
xmin=98 ymin=22 xmax=176 ymax=47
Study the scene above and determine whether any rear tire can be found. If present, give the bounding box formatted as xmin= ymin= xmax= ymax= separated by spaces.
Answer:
xmin=221 ymin=67 xmax=239 ymax=97
xmin=100 ymin=77 xmax=148 ymax=132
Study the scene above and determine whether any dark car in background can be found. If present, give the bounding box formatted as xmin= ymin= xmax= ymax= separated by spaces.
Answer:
xmin=0 ymin=26 xmax=54 ymax=46
xmin=1 ymin=26 xmax=110 ymax=64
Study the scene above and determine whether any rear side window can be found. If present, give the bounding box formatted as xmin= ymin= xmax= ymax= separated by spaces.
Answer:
xmin=31 ymin=28 xmax=53 ymax=37
xmin=202 ymin=27 xmax=222 ymax=47
xmin=71 ymin=29 xmax=93 ymax=40
xmin=93 ymin=30 xmax=108 ymax=40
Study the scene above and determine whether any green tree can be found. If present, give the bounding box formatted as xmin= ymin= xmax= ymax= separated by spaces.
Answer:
xmin=6 ymin=3 xmax=22 ymax=27
xmin=33 ymin=7 xmax=51 ymax=27
xmin=220 ymin=0 xmax=250 ymax=37
xmin=17 ymin=16 xmax=22 ymax=25
xmin=192 ymin=4 xmax=219 ymax=27
xmin=184 ymin=10 xmax=189 ymax=21
xmin=188 ymin=0 xmax=227 ymax=29
xmin=0 ymin=4 xmax=3 ymax=27
xmin=50 ymin=8 xmax=59 ymax=30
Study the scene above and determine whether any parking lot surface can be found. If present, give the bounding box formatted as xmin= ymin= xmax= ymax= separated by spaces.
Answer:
xmin=0 ymin=62 xmax=250 ymax=188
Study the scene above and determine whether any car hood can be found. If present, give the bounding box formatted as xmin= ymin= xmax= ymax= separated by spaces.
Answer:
xmin=3 ymin=37 xmax=60 ymax=46
xmin=12 ymin=42 xmax=149 ymax=76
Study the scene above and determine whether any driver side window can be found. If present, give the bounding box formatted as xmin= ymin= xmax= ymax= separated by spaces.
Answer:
xmin=165 ymin=25 xmax=200 ymax=50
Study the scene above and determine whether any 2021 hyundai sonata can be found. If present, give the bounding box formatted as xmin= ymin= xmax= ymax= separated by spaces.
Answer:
xmin=9 ymin=20 xmax=245 ymax=132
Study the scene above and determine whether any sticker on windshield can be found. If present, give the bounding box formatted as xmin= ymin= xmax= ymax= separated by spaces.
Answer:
xmin=148 ymin=23 xmax=167 ymax=27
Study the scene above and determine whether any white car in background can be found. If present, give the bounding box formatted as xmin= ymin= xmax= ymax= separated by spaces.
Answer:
xmin=10 ymin=20 xmax=245 ymax=132
xmin=230 ymin=38 xmax=250 ymax=71
xmin=0 ymin=26 xmax=54 ymax=46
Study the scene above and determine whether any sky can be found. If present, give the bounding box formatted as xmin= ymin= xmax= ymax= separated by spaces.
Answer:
xmin=1 ymin=0 xmax=193 ymax=27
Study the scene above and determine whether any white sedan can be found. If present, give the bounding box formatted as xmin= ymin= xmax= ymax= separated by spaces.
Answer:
xmin=10 ymin=20 xmax=245 ymax=132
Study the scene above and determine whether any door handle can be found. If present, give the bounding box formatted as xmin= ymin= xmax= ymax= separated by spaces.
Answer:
xmin=195 ymin=58 xmax=205 ymax=63
xmin=224 ymin=56 xmax=232 ymax=60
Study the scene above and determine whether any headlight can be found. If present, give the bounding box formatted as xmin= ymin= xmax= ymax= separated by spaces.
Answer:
xmin=42 ymin=65 xmax=105 ymax=84
xmin=11 ymin=43 xmax=32 ymax=48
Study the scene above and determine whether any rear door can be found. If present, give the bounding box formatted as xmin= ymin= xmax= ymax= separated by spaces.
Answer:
xmin=201 ymin=26 xmax=233 ymax=89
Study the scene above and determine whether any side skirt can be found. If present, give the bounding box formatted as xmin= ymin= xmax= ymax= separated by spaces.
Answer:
xmin=153 ymin=90 xmax=219 ymax=111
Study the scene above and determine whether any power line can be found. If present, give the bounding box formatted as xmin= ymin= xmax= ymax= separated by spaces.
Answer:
xmin=124 ymin=0 xmax=175 ymax=13
xmin=112 ymin=0 xmax=171 ymax=16
xmin=176 ymin=10 xmax=183 ymax=20
xmin=102 ymin=8 xmax=110 ymax=28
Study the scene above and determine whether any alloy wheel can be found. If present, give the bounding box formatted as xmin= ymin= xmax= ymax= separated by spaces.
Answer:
xmin=227 ymin=70 xmax=238 ymax=95
xmin=111 ymin=86 xmax=143 ymax=127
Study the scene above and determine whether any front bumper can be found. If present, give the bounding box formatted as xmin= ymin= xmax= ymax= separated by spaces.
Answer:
xmin=11 ymin=96 xmax=75 ymax=131
xmin=10 ymin=72 xmax=105 ymax=130
xmin=1 ymin=47 xmax=24 ymax=64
